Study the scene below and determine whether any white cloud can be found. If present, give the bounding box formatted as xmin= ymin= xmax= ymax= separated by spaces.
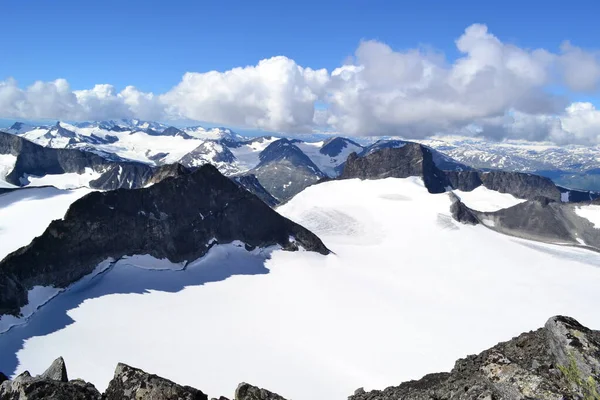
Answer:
xmin=559 ymin=42 xmax=600 ymax=92
xmin=1 ymin=24 xmax=600 ymax=145
xmin=161 ymin=56 xmax=329 ymax=133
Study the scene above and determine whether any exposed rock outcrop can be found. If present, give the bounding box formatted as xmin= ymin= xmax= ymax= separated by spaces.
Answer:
xmin=341 ymin=143 xmax=450 ymax=193
xmin=349 ymin=316 xmax=600 ymax=400
xmin=249 ymin=139 xmax=326 ymax=201
xmin=2 ymin=316 xmax=599 ymax=399
xmin=103 ymin=363 xmax=207 ymax=400
xmin=0 ymin=164 xmax=329 ymax=317
xmin=0 ymin=357 xmax=101 ymax=399
xmin=343 ymin=144 xmax=570 ymax=202
xmin=449 ymin=193 xmax=479 ymax=225
xmin=458 ymin=197 xmax=600 ymax=249
xmin=234 ymin=383 xmax=288 ymax=400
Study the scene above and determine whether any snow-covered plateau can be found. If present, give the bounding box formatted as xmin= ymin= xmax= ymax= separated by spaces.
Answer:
xmin=1 ymin=177 xmax=599 ymax=399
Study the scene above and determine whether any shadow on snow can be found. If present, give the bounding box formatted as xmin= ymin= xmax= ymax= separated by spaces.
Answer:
xmin=0 ymin=245 xmax=271 ymax=377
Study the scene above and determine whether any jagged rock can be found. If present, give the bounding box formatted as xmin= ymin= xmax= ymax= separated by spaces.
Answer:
xmin=39 ymin=358 xmax=68 ymax=383
xmin=0 ymin=361 xmax=100 ymax=400
xmin=341 ymin=143 xmax=450 ymax=193
xmin=449 ymin=193 xmax=479 ymax=225
xmin=235 ymin=383 xmax=288 ymax=400
xmin=0 ymin=373 xmax=7 ymax=385
xmin=348 ymin=316 xmax=600 ymax=400
xmin=103 ymin=363 xmax=207 ymax=400
xmin=0 ymin=164 xmax=329 ymax=316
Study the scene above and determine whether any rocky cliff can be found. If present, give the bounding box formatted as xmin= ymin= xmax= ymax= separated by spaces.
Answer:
xmin=342 ymin=144 xmax=574 ymax=202
xmin=341 ymin=143 xmax=449 ymax=193
xmin=0 ymin=164 xmax=328 ymax=317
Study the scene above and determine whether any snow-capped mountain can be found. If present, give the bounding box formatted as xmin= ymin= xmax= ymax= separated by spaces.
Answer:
xmin=418 ymin=136 xmax=600 ymax=190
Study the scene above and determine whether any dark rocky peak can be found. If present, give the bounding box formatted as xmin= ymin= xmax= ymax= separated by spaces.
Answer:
xmin=251 ymin=138 xmax=326 ymax=201
xmin=447 ymin=170 xmax=562 ymax=201
xmin=44 ymin=122 xmax=77 ymax=139
xmin=258 ymin=138 xmax=317 ymax=168
xmin=319 ymin=137 xmax=363 ymax=157
xmin=0 ymin=164 xmax=328 ymax=316
xmin=341 ymin=143 xmax=450 ymax=193
xmin=350 ymin=315 xmax=600 ymax=400
xmin=161 ymin=126 xmax=194 ymax=139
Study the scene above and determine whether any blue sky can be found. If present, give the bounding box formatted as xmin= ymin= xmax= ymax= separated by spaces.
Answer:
xmin=2 ymin=0 xmax=600 ymax=143
xmin=1 ymin=0 xmax=599 ymax=93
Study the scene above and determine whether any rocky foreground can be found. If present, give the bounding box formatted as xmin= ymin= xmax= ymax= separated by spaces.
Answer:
xmin=1 ymin=316 xmax=599 ymax=399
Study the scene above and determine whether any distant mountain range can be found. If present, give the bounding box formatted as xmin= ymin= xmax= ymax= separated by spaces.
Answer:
xmin=2 ymin=119 xmax=600 ymax=200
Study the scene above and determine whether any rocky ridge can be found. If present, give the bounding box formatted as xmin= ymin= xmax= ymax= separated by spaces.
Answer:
xmin=0 ymin=164 xmax=328 ymax=317
xmin=342 ymin=144 xmax=597 ymax=203
xmin=349 ymin=316 xmax=600 ymax=400
xmin=1 ymin=316 xmax=599 ymax=399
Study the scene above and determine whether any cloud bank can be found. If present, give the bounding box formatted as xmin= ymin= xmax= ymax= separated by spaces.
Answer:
xmin=2 ymin=24 xmax=600 ymax=144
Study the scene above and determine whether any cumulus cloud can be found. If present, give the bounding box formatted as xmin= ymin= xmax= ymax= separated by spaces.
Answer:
xmin=161 ymin=56 xmax=329 ymax=132
xmin=1 ymin=23 xmax=600 ymax=144
xmin=559 ymin=42 xmax=600 ymax=92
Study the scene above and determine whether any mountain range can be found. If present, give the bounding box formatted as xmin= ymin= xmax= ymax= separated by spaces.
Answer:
xmin=3 ymin=119 xmax=600 ymax=202
xmin=2 ymin=119 xmax=600 ymax=399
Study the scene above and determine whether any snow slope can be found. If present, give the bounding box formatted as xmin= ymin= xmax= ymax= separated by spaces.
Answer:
xmin=2 ymin=178 xmax=600 ymax=400
xmin=228 ymin=136 xmax=279 ymax=171
xmin=0 ymin=187 xmax=93 ymax=260
xmin=453 ymin=186 xmax=526 ymax=212
xmin=295 ymin=140 xmax=362 ymax=177
xmin=575 ymin=205 xmax=600 ymax=229
xmin=0 ymin=154 xmax=18 ymax=188
xmin=20 ymin=168 xmax=102 ymax=189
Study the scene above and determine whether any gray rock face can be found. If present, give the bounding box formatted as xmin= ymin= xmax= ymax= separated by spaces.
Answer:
xmin=349 ymin=316 xmax=600 ymax=400
xmin=39 ymin=358 xmax=68 ymax=383
xmin=0 ymin=131 xmax=185 ymax=190
xmin=234 ymin=383 xmax=288 ymax=400
xmin=449 ymin=193 xmax=479 ymax=225
xmin=341 ymin=143 xmax=449 ymax=193
xmin=103 ymin=363 xmax=207 ymax=400
xmin=250 ymin=139 xmax=326 ymax=201
xmin=447 ymin=170 xmax=562 ymax=201
xmin=458 ymin=197 xmax=600 ymax=249
xmin=0 ymin=164 xmax=329 ymax=317
xmin=0 ymin=358 xmax=100 ymax=400
xmin=344 ymin=143 xmax=570 ymax=202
